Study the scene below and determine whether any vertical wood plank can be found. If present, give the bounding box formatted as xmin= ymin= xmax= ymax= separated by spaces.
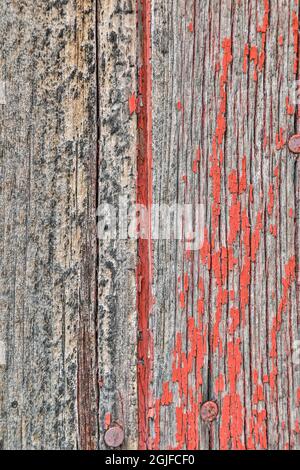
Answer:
xmin=97 ymin=0 xmax=138 ymax=450
xmin=149 ymin=0 xmax=300 ymax=450
xmin=0 ymin=0 xmax=99 ymax=449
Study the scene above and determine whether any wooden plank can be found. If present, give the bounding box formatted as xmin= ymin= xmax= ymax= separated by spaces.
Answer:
xmin=148 ymin=0 xmax=300 ymax=450
xmin=0 ymin=0 xmax=139 ymax=450
xmin=0 ymin=0 xmax=99 ymax=449
xmin=97 ymin=0 xmax=138 ymax=450
xmin=0 ymin=0 xmax=299 ymax=451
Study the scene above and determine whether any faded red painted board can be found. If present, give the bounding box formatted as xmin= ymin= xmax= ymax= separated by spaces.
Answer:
xmin=137 ymin=0 xmax=300 ymax=450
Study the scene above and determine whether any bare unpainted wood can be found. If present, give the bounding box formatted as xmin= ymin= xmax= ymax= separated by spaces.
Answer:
xmin=97 ymin=0 xmax=138 ymax=450
xmin=0 ymin=0 xmax=99 ymax=449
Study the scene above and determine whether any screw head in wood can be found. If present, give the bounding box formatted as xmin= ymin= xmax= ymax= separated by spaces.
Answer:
xmin=200 ymin=401 xmax=219 ymax=422
xmin=104 ymin=424 xmax=125 ymax=448
xmin=288 ymin=134 xmax=300 ymax=154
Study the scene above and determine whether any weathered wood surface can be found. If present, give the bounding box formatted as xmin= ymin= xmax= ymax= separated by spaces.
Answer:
xmin=148 ymin=0 xmax=300 ymax=451
xmin=0 ymin=0 xmax=299 ymax=450
xmin=97 ymin=0 xmax=138 ymax=451
xmin=0 ymin=0 xmax=99 ymax=449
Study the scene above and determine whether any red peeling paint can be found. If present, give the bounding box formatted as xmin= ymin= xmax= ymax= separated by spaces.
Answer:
xmin=269 ymin=224 xmax=277 ymax=238
xmin=104 ymin=412 xmax=111 ymax=429
xmin=210 ymin=38 xmax=232 ymax=239
xmin=252 ymin=372 xmax=264 ymax=405
xmin=187 ymin=394 xmax=198 ymax=449
xmin=192 ymin=147 xmax=201 ymax=173
xmin=257 ymin=0 xmax=270 ymax=33
xmin=128 ymin=92 xmax=136 ymax=114
xmin=155 ymin=312 xmax=207 ymax=449
xmin=175 ymin=407 xmax=185 ymax=449
xmin=161 ymin=382 xmax=173 ymax=406
xmin=212 ymin=288 xmax=228 ymax=354
xmin=200 ymin=228 xmax=211 ymax=269
xmin=267 ymin=184 xmax=274 ymax=215
xmin=179 ymin=291 xmax=185 ymax=309
xmin=136 ymin=5 xmax=299 ymax=450
xmin=177 ymin=100 xmax=182 ymax=111
xmin=292 ymin=11 xmax=299 ymax=74
xmin=248 ymin=410 xmax=267 ymax=449
xmin=228 ymin=201 xmax=241 ymax=245
xmin=250 ymin=46 xmax=258 ymax=81
xmin=277 ymin=257 xmax=296 ymax=326
xmin=220 ymin=340 xmax=244 ymax=450
xmin=263 ymin=374 xmax=269 ymax=384
xmin=221 ymin=38 xmax=233 ymax=90
xmin=286 ymin=97 xmax=295 ymax=115
xmin=243 ymin=44 xmax=249 ymax=73
xmin=251 ymin=211 xmax=263 ymax=262
xmin=275 ymin=128 xmax=285 ymax=150
xmin=270 ymin=257 xmax=296 ymax=401
xmin=249 ymin=184 xmax=254 ymax=203
xmin=184 ymin=272 xmax=189 ymax=292
xmin=296 ymin=388 xmax=300 ymax=407
xmin=215 ymin=374 xmax=225 ymax=394
xmin=228 ymin=169 xmax=238 ymax=195
xmin=258 ymin=34 xmax=266 ymax=71
xmin=229 ymin=307 xmax=240 ymax=335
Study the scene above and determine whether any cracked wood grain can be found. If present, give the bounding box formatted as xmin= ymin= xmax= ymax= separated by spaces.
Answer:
xmin=97 ymin=0 xmax=138 ymax=450
xmin=148 ymin=0 xmax=300 ymax=450
xmin=0 ymin=0 xmax=300 ymax=451
xmin=0 ymin=0 xmax=138 ymax=450
xmin=0 ymin=0 xmax=95 ymax=449
xmin=0 ymin=0 xmax=100 ymax=450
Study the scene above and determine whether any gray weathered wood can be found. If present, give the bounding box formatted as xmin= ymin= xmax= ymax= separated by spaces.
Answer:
xmin=97 ymin=0 xmax=138 ymax=450
xmin=0 ymin=0 xmax=139 ymax=450
xmin=149 ymin=0 xmax=300 ymax=450
xmin=0 ymin=0 xmax=299 ymax=451
xmin=0 ymin=0 xmax=99 ymax=449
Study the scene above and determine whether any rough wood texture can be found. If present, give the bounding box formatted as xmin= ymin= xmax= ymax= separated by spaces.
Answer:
xmin=149 ymin=0 xmax=300 ymax=450
xmin=0 ymin=0 xmax=99 ymax=449
xmin=97 ymin=0 xmax=138 ymax=450
xmin=0 ymin=0 xmax=138 ymax=450
xmin=0 ymin=0 xmax=299 ymax=451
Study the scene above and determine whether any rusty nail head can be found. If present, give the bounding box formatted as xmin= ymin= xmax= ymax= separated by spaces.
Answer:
xmin=288 ymin=134 xmax=300 ymax=154
xmin=104 ymin=424 xmax=125 ymax=448
xmin=200 ymin=401 xmax=219 ymax=422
